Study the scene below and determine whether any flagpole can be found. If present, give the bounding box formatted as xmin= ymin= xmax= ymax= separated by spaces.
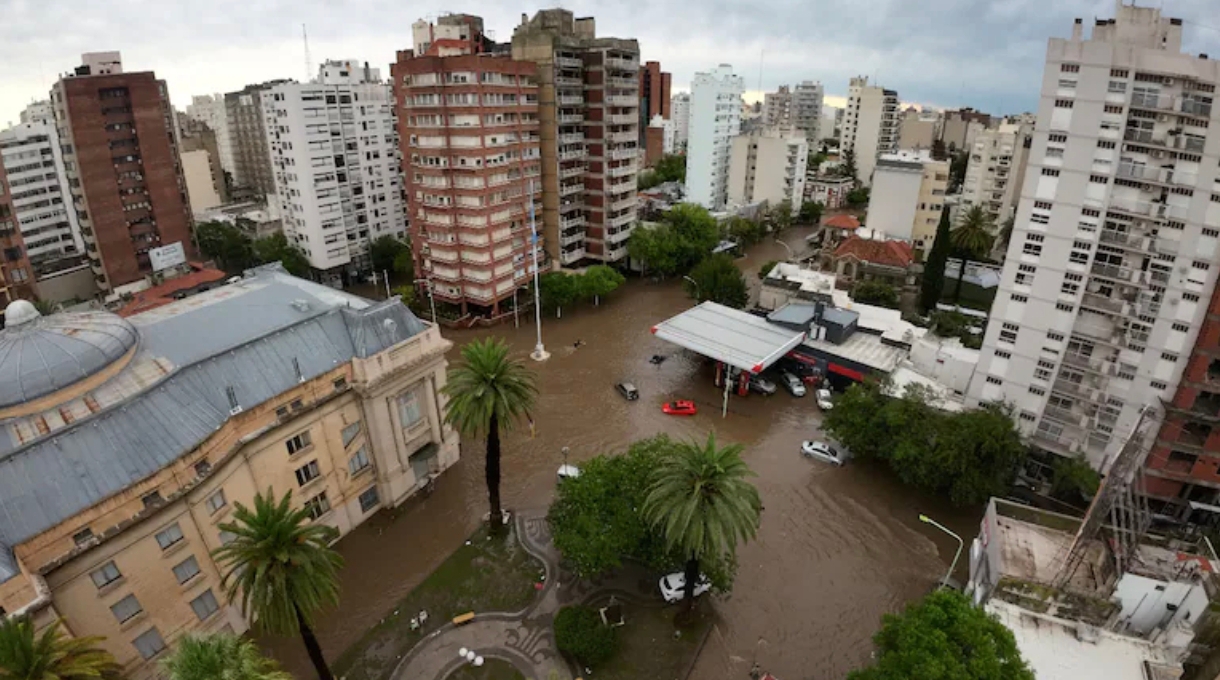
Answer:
xmin=528 ymin=179 xmax=549 ymax=362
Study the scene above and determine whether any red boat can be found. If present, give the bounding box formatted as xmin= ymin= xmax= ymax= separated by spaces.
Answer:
xmin=661 ymin=400 xmax=698 ymax=416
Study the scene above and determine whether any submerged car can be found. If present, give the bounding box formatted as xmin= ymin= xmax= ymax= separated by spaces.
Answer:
xmin=661 ymin=400 xmax=698 ymax=416
xmin=781 ymin=372 xmax=806 ymax=397
xmin=616 ymin=382 xmax=640 ymax=401
xmin=748 ymin=375 xmax=777 ymax=395
xmin=815 ymin=389 xmax=834 ymax=410
xmin=659 ymin=572 xmax=712 ymax=603
xmin=801 ymin=440 xmax=847 ymax=466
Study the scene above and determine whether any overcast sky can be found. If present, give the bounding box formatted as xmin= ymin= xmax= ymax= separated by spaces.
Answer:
xmin=2 ymin=1 xmax=1219 ymax=126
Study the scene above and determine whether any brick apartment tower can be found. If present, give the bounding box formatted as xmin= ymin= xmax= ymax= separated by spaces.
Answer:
xmin=512 ymin=10 xmax=641 ymax=266
xmin=52 ymin=52 xmax=193 ymax=291
xmin=0 ymin=161 xmax=35 ymax=306
xmin=640 ymin=60 xmax=671 ymax=121
xmin=392 ymin=19 xmax=543 ymax=317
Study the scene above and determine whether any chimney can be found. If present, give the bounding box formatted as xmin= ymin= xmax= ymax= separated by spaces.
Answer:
xmin=1072 ymin=18 xmax=1083 ymax=40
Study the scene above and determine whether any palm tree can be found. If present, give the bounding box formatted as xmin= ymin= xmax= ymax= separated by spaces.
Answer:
xmin=213 ymin=490 xmax=343 ymax=680
xmin=163 ymin=632 xmax=290 ymax=680
xmin=0 ymin=617 xmax=121 ymax=680
xmin=642 ymin=434 xmax=762 ymax=613
xmin=949 ymin=205 xmax=996 ymax=302
xmin=442 ymin=337 xmax=538 ymax=529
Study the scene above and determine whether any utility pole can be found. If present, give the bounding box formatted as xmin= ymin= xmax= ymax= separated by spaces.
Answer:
xmin=528 ymin=180 xmax=549 ymax=361
xmin=302 ymin=25 xmax=312 ymax=82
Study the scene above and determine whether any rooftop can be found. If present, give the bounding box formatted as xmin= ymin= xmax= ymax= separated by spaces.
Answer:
xmin=116 ymin=264 xmax=229 ymax=317
xmin=832 ymin=235 xmax=914 ymax=269
xmin=888 ymin=365 xmax=966 ymax=412
xmin=822 ymin=214 xmax=861 ymax=231
xmin=651 ymin=301 xmax=806 ymax=373
xmin=803 ymin=329 xmax=907 ymax=373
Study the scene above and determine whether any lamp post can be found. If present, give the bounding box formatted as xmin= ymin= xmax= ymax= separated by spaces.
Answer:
xmin=682 ymin=275 xmax=700 ymax=303
xmin=775 ymin=239 xmax=794 ymax=261
xmin=919 ymin=514 xmax=963 ymax=590
xmin=413 ymin=278 xmax=437 ymax=325
xmin=527 ymin=179 xmax=549 ymax=361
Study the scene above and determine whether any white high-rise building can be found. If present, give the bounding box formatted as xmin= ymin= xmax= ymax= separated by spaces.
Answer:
xmin=670 ymin=92 xmax=691 ymax=153
xmin=685 ymin=65 xmax=744 ymax=210
xmin=966 ymin=4 xmax=1220 ymax=470
xmin=961 ymin=118 xmax=1036 ymax=228
xmin=185 ymin=94 xmax=236 ymax=180
xmin=18 ymin=100 xmax=53 ymax=126
xmin=264 ymin=60 xmax=406 ymax=285
xmin=727 ymin=128 xmax=807 ymax=212
xmin=0 ymin=120 xmax=83 ymax=272
xmin=841 ymin=76 xmax=900 ymax=185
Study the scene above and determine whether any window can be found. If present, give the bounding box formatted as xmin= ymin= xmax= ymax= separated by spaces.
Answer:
xmin=1020 ymin=411 xmax=1037 ymax=422
xmin=73 ymin=528 xmax=94 ymax=546
xmin=1206 ymin=228 xmax=1220 ymax=238
xmin=1000 ymin=323 xmax=1019 ymax=344
xmin=1161 ymin=352 xmax=1179 ymax=362
xmin=194 ymin=460 xmax=211 ymax=476
xmin=1015 ymin=265 xmax=1036 ymax=285
xmin=1054 ymin=100 xmax=1073 ymax=109
xmin=1089 ymin=174 xmax=1108 ymax=184
xmin=1169 ymin=450 xmax=1199 ymax=468
xmin=1111 ymin=68 xmax=1129 ymax=78
xmin=90 ymin=562 xmax=122 ymax=589
xmin=1151 ymin=380 xmax=1168 ymax=390
xmin=1047 ymin=135 xmax=1067 ymax=144
xmin=1103 ymin=104 xmax=1125 ymax=114
xmin=1023 ymin=243 xmax=1043 ymax=257
xmin=341 ymin=422 xmax=361 ymax=447
xmin=1195 ymin=260 xmax=1211 ymax=270
xmin=172 ymin=556 xmax=201 ymax=584
xmin=332 ymin=377 xmax=347 ymax=391
xmin=1027 ymin=233 xmax=1045 ymax=243
xmin=1061 ymin=63 xmax=1080 ymax=73
xmin=1185 ymin=293 xmax=1201 ymax=302
xmin=359 ymin=487 xmax=380 ymax=513
xmin=1035 ymin=367 xmax=1053 ymax=381
xmin=295 ymin=460 xmax=321 ymax=486
xmin=1069 ymin=250 xmax=1089 ymax=265
xmin=1108 ymin=80 xmax=1128 ymax=93
xmin=995 ymin=350 xmax=1012 ymax=359
xmin=1042 ymin=169 xmax=1060 ymax=177
xmin=111 ymin=594 xmax=143 ymax=623
xmin=286 ymin=430 xmax=312 ymax=455
xmin=1172 ymin=323 xmax=1190 ymax=333
xmin=206 ymin=490 xmax=226 ymax=515
xmin=155 ymin=523 xmax=184 ymax=550
xmin=1047 ymin=331 xmax=1065 ymax=342
xmin=133 ymin=628 xmax=166 ymax=660
xmin=1061 ymin=279 xmax=1081 ymax=294
xmin=218 ymin=530 xmax=237 ymax=546
xmin=190 ymin=589 xmax=220 ymax=621
xmin=1011 ymin=294 xmax=1028 ymax=303
xmin=986 ymin=376 xmax=1002 ymax=385
xmin=397 ymin=390 xmax=423 ymax=429
xmin=1029 ymin=386 xmax=1046 ymax=396
xmin=275 ymin=405 xmax=289 ymax=419
xmin=349 ymin=447 xmax=372 ymax=475
xmin=1097 ymin=140 xmax=1116 ymax=149
xmin=1056 ymin=302 xmax=1074 ymax=312
xmin=304 ymin=492 xmax=331 ymax=521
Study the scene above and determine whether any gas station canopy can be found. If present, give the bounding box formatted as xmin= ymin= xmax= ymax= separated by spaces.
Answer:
xmin=651 ymin=302 xmax=807 ymax=374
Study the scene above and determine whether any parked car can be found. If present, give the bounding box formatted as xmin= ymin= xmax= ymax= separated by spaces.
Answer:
xmin=815 ymin=389 xmax=834 ymax=410
xmin=781 ymin=372 xmax=806 ymax=397
xmin=661 ymin=400 xmax=698 ymax=416
xmin=659 ymin=572 xmax=712 ymax=603
xmin=557 ymin=464 xmax=581 ymax=482
xmin=801 ymin=440 xmax=847 ymax=466
xmin=748 ymin=375 xmax=777 ymax=396
xmin=616 ymin=382 xmax=640 ymax=401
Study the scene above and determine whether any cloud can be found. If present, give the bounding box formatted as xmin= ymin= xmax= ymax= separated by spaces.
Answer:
xmin=1 ymin=0 xmax=1218 ymax=125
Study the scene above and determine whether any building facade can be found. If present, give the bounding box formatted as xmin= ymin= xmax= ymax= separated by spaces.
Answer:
xmin=176 ymin=115 xmax=227 ymax=214
xmin=841 ymin=76 xmax=900 ymax=185
xmin=395 ymin=29 xmax=543 ymax=315
xmin=0 ymin=266 xmax=458 ymax=679
xmin=0 ymin=120 xmax=84 ymax=278
xmin=865 ymin=151 xmax=949 ymax=253
xmin=512 ymin=9 xmax=641 ymax=265
xmin=966 ymin=6 xmax=1220 ymax=472
xmin=263 ymin=60 xmax=407 ymax=286
xmin=0 ymin=160 xmax=34 ymax=305
xmin=670 ymin=92 xmax=691 ymax=152
xmin=225 ymin=82 xmax=288 ymax=200
xmin=961 ymin=119 xmax=1035 ymax=229
xmin=51 ymin=52 xmax=193 ymax=292
xmin=897 ymin=107 xmax=939 ymax=151
xmin=939 ymin=107 xmax=993 ymax=151
xmin=684 ymin=64 xmax=744 ymax=210
xmin=762 ymin=81 xmax=823 ymax=143
xmin=184 ymin=95 xmax=235 ymax=181
xmin=640 ymin=60 xmax=671 ymax=127
xmin=727 ymin=128 xmax=807 ymax=212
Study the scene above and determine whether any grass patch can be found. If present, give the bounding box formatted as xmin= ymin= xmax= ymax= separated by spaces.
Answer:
xmin=333 ymin=524 xmax=544 ymax=680
xmin=445 ymin=658 xmax=527 ymax=680
xmin=591 ymin=601 xmax=712 ymax=680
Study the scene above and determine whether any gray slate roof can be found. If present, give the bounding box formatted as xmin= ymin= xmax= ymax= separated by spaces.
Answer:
xmin=0 ymin=266 xmax=427 ymax=581
xmin=0 ymin=311 xmax=138 ymax=408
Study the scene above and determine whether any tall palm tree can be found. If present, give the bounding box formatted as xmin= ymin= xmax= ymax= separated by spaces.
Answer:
xmin=443 ymin=337 xmax=538 ymax=529
xmin=949 ymin=205 xmax=996 ymax=302
xmin=163 ymin=632 xmax=290 ymax=680
xmin=0 ymin=617 xmax=121 ymax=680
xmin=642 ymin=434 xmax=762 ymax=613
xmin=213 ymin=490 xmax=343 ymax=680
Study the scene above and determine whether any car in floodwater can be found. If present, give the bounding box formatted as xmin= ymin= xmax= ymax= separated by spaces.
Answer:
xmin=661 ymin=400 xmax=698 ymax=416
xmin=801 ymin=440 xmax=847 ymax=466
xmin=781 ymin=372 xmax=806 ymax=397
xmin=748 ymin=375 xmax=777 ymax=396
xmin=659 ymin=571 xmax=712 ymax=603
xmin=615 ymin=382 xmax=640 ymax=400
xmin=815 ymin=389 xmax=834 ymax=410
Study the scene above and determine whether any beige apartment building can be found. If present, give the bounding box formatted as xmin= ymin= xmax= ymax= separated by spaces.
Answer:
xmin=727 ymin=128 xmax=808 ymax=212
xmin=960 ymin=117 xmax=1035 ymax=229
xmin=864 ymin=150 xmax=949 ymax=255
xmin=0 ymin=265 xmax=458 ymax=678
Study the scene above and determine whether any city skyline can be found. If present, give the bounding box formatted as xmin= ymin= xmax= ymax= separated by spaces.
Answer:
xmin=4 ymin=0 xmax=1220 ymax=126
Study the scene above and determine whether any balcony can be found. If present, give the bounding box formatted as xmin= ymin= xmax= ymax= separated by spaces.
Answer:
xmin=608 ymin=163 xmax=635 ymax=178
xmin=1052 ymin=377 xmax=1099 ymax=400
xmin=560 ymin=248 xmax=586 ymax=264
xmin=560 ymin=132 xmax=584 ymax=145
xmin=1117 ymin=162 xmax=1197 ymax=187
xmin=607 ymin=77 xmax=637 ymax=89
xmin=559 ymin=149 xmax=585 ymax=161
xmin=607 ymin=114 xmax=635 ymax=125
xmin=606 ymin=95 xmax=637 ymax=107
xmin=606 ymin=227 xmax=633 ymax=244
xmin=555 ymin=56 xmax=582 ymax=69
xmin=559 ymin=114 xmax=583 ymax=124
xmin=605 ymin=57 xmax=637 ymax=71
xmin=1129 ymin=92 xmax=1176 ymax=113
xmin=609 ymin=148 xmax=636 ymax=161
xmin=560 ymin=215 xmax=586 ymax=229
xmin=607 ymin=213 xmax=634 ymax=229
xmin=609 ymin=197 xmax=637 ymax=212
xmin=603 ymin=245 xmax=628 ymax=261
xmin=560 ymin=183 xmax=583 ymax=197
xmin=607 ymin=131 xmax=635 ymax=143
xmin=555 ymin=76 xmax=582 ymax=87
xmin=1090 ymin=261 xmax=1136 ymax=282
xmin=1080 ymin=292 xmax=1125 ymax=315
xmin=560 ymin=165 xmax=585 ymax=180
xmin=558 ymin=96 xmax=583 ymax=107
xmin=560 ymin=231 xmax=585 ymax=247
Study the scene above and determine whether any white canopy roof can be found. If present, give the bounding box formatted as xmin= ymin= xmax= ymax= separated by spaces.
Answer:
xmin=651 ymin=302 xmax=806 ymax=373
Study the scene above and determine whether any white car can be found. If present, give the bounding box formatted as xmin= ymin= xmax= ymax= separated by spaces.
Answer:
xmin=781 ymin=372 xmax=806 ymax=397
xmin=815 ymin=389 xmax=834 ymax=410
xmin=658 ymin=572 xmax=712 ymax=603
xmin=801 ymin=440 xmax=847 ymax=466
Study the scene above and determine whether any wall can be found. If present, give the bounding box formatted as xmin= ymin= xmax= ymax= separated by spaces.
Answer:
xmin=866 ymin=163 xmax=922 ymax=240
xmin=908 ymin=336 xmax=980 ymax=394
xmin=181 ymin=150 xmax=220 ymax=213
xmin=1112 ymin=573 xmax=1208 ymax=636
xmin=34 ymin=264 xmax=98 ymax=303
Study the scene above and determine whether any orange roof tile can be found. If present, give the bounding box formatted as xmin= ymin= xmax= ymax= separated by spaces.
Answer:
xmin=823 ymin=214 xmax=861 ymax=230
xmin=832 ymin=236 xmax=914 ymax=269
xmin=118 ymin=264 xmax=229 ymax=317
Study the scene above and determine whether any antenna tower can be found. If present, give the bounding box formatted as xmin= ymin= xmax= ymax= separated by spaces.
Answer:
xmin=303 ymin=24 xmax=312 ymax=82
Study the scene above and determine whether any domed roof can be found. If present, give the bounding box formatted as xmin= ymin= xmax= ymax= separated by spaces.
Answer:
xmin=0 ymin=302 xmax=139 ymax=409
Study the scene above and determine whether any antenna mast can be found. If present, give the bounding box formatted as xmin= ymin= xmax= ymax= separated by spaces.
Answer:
xmin=302 ymin=24 xmax=312 ymax=82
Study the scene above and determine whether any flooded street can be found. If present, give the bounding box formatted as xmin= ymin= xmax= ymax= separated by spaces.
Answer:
xmin=262 ymin=229 xmax=982 ymax=679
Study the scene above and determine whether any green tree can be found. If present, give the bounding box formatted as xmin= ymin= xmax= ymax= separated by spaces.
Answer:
xmin=539 ymin=271 xmax=579 ymax=318
xmin=163 ymin=632 xmax=291 ymax=680
xmin=33 ymin=299 xmax=57 ymax=315
xmin=0 ymin=618 xmax=121 ymax=680
xmin=196 ymin=220 xmax=255 ymax=273
xmin=627 ymin=226 xmax=678 ymax=277
xmin=848 ymin=590 xmax=1034 ymax=680
xmin=769 ymin=200 xmax=794 ymax=234
xmin=637 ymin=170 xmax=662 ymax=191
xmin=686 ymin=253 xmax=748 ymax=309
xmin=797 ymin=200 xmax=824 ymax=225
xmin=950 ymin=205 xmax=996 ymax=302
xmin=665 ymin=203 xmax=721 ymax=273
xmin=919 ymin=208 xmax=953 ymax=313
xmin=653 ymin=154 xmax=687 ymax=183
xmin=997 ymin=216 xmax=1015 ymax=253
xmin=213 ymin=490 xmax=343 ymax=680
xmin=554 ymin=606 xmax=618 ymax=669
xmin=393 ymin=248 xmax=415 ymax=281
xmin=642 ymin=434 xmax=762 ymax=612
xmin=930 ymin=138 xmax=948 ymax=161
xmin=852 ymin=280 xmax=899 ymax=309
xmin=369 ymin=235 xmax=408 ymax=275
xmin=252 ymin=233 xmax=310 ymax=277
xmin=846 ymin=186 xmax=870 ymax=207
xmin=724 ymin=216 xmax=765 ymax=247
xmin=840 ymin=147 xmax=859 ymax=182
xmin=442 ymin=338 xmax=538 ymax=528
xmin=579 ymin=265 xmax=625 ymax=306
xmin=1050 ymin=457 xmax=1100 ymax=505
xmin=948 ymin=150 xmax=970 ymax=192
xmin=758 ymin=260 xmax=779 ymax=280
xmin=392 ymin=284 xmax=416 ymax=307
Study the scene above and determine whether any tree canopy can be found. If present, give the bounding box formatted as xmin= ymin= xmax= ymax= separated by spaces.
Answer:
xmin=369 ymin=235 xmax=409 ymax=275
xmin=0 ymin=617 xmax=121 ymax=680
xmin=951 ymin=206 xmax=997 ymax=302
xmin=163 ymin=632 xmax=291 ymax=680
xmin=920 ymin=208 xmax=953 ymax=313
xmin=195 ymin=220 xmax=310 ymax=276
xmin=852 ymin=280 xmax=899 ymax=309
xmin=841 ymin=147 xmax=859 ymax=182
xmin=251 ymin=233 xmax=310 ymax=277
xmin=539 ymin=271 xmax=580 ymax=317
xmin=627 ymin=203 xmax=720 ymax=277
xmin=724 ymin=216 xmax=766 ymax=248
xmin=638 ymin=154 xmax=687 ymax=190
xmin=578 ymin=265 xmax=626 ymax=305
xmin=797 ymin=200 xmax=825 ymax=225
xmin=846 ymin=186 xmax=871 ymax=207
xmin=685 ymin=253 xmax=749 ymax=309
xmin=824 ymin=381 xmax=1027 ymax=506
xmin=848 ymin=590 xmax=1034 ymax=680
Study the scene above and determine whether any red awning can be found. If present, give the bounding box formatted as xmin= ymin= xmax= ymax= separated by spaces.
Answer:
xmin=828 ymin=362 xmax=865 ymax=381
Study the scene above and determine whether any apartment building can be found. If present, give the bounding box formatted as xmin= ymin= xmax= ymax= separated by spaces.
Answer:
xmin=263 ymin=60 xmax=406 ymax=286
xmin=0 ymin=265 xmax=457 ymax=679
xmin=225 ymin=81 xmax=289 ymax=199
xmin=727 ymin=128 xmax=807 ymax=212
xmin=897 ymin=107 xmax=939 ymax=151
xmin=0 ymin=161 xmax=34 ymax=306
xmin=865 ymin=151 xmax=949 ymax=254
xmin=640 ymin=60 xmax=671 ymax=124
xmin=512 ymin=9 xmax=641 ymax=265
xmin=395 ymin=26 xmax=543 ymax=315
xmin=966 ymin=5 xmax=1220 ymax=474
xmin=51 ymin=52 xmax=193 ymax=292
xmin=176 ymin=115 xmax=226 ymax=214
xmin=841 ymin=76 xmax=900 ymax=185
xmin=961 ymin=118 xmax=1035 ymax=227
xmin=0 ymin=120 xmax=83 ymax=277
xmin=670 ymin=92 xmax=691 ymax=152
xmin=940 ymin=107 xmax=993 ymax=151
xmin=761 ymin=81 xmax=823 ymax=143
xmin=684 ymin=64 xmax=744 ymax=210
xmin=184 ymin=95 xmax=235 ymax=179
xmin=19 ymin=100 xmax=54 ymax=126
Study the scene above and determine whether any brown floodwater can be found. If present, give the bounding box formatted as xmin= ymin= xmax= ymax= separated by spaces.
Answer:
xmin=261 ymin=228 xmax=981 ymax=679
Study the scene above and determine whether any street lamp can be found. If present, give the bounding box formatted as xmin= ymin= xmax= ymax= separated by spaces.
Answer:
xmin=919 ymin=514 xmax=963 ymax=590
xmin=682 ymin=275 xmax=700 ymax=303
xmin=413 ymin=278 xmax=437 ymax=326
xmin=527 ymin=179 xmax=549 ymax=362
xmin=775 ymin=239 xmax=794 ymax=261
